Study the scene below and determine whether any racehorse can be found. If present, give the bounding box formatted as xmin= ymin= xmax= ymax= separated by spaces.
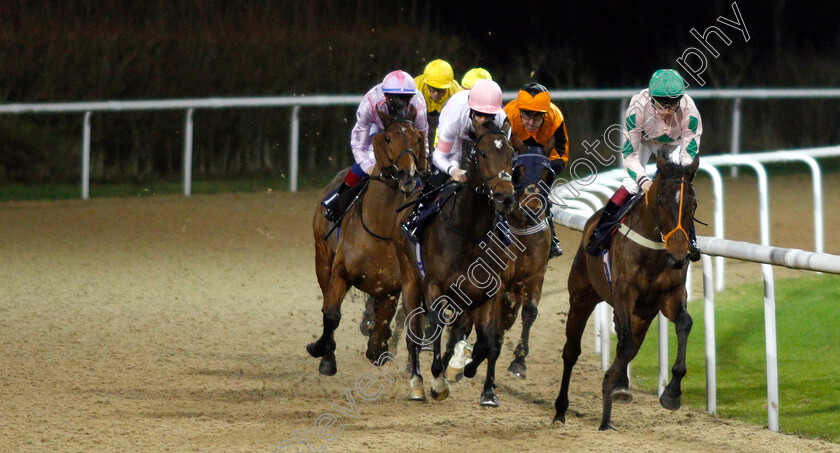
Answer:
xmin=394 ymin=118 xmax=516 ymax=406
xmin=441 ymin=141 xmax=555 ymax=382
xmin=307 ymin=108 xmax=426 ymax=375
xmin=554 ymin=152 xmax=700 ymax=430
xmin=500 ymin=142 xmax=555 ymax=379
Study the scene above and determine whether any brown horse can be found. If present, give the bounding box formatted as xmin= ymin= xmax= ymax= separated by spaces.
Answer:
xmin=554 ymin=153 xmax=700 ymax=430
xmin=500 ymin=142 xmax=555 ymax=379
xmin=308 ymin=108 xmax=426 ymax=375
xmin=394 ymin=118 xmax=516 ymax=406
xmin=441 ymin=141 xmax=555 ymax=382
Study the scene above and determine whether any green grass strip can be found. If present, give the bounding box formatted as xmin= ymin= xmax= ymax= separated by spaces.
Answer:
xmin=630 ymin=274 xmax=840 ymax=442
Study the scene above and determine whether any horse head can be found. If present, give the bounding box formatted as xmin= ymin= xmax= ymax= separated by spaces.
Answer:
xmin=650 ymin=152 xmax=700 ymax=269
xmin=465 ymin=117 xmax=515 ymax=214
xmin=512 ymin=135 xmax=555 ymax=224
xmin=373 ymin=107 xmax=426 ymax=193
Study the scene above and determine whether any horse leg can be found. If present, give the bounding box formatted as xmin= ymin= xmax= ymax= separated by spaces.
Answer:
xmin=553 ymin=284 xmax=599 ymax=425
xmin=479 ymin=299 xmax=503 ymax=407
xmin=401 ymin=276 xmax=426 ymax=401
xmin=365 ymin=293 xmax=399 ymax=363
xmin=388 ymin=302 xmax=406 ymax=353
xmin=443 ymin=316 xmax=472 ymax=382
xmin=426 ymin=285 xmax=450 ymax=402
xmin=306 ymin=268 xmax=349 ymax=376
xmin=509 ymin=285 xmax=542 ymax=379
xmin=463 ymin=301 xmax=492 ymax=379
xmin=659 ymin=290 xmax=693 ymax=411
xmin=597 ymin=282 xmax=638 ymax=431
xmin=360 ymin=295 xmax=376 ymax=336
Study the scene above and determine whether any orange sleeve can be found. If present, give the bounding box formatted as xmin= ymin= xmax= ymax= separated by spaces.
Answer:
xmin=547 ymin=105 xmax=569 ymax=163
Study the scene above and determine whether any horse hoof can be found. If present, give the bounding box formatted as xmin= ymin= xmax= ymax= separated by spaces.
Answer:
xmin=408 ymin=387 xmax=427 ymax=401
xmin=306 ymin=342 xmax=324 ymax=358
xmin=318 ymin=356 xmax=337 ymax=376
xmin=430 ymin=378 xmax=450 ymax=401
xmin=408 ymin=376 xmax=426 ymax=401
xmin=479 ymin=390 xmax=499 ymax=407
xmin=359 ymin=319 xmax=373 ymax=337
xmin=445 ymin=365 xmax=464 ymax=383
xmin=507 ymin=360 xmax=527 ymax=379
xmin=660 ymin=391 xmax=681 ymax=411
xmin=611 ymin=388 xmax=633 ymax=404
xmin=552 ymin=413 xmax=566 ymax=425
xmin=463 ymin=362 xmax=477 ymax=379
xmin=599 ymin=422 xmax=616 ymax=431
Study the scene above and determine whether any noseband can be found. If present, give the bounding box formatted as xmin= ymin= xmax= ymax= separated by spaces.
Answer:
xmin=375 ymin=120 xmax=425 ymax=182
xmin=647 ymin=177 xmax=692 ymax=249
xmin=467 ymin=128 xmax=512 ymax=199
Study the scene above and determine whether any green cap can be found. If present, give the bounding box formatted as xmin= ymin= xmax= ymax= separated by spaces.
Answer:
xmin=649 ymin=69 xmax=685 ymax=98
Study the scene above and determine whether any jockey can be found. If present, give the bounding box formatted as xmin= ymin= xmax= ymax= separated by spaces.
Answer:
xmin=460 ymin=67 xmax=493 ymax=90
xmin=401 ymin=79 xmax=509 ymax=242
xmin=584 ymin=69 xmax=702 ymax=261
xmin=415 ymin=59 xmax=462 ymax=150
xmin=321 ymin=70 xmax=429 ymax=222
xmin=504 ymin=82 xmax=569 ymax=259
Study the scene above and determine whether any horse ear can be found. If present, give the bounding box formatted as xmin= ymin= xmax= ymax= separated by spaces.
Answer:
xmin=501 ymin=118 xmax=512 ymax=136
xmin=406 ymin=104 xmax=417 ymax=122
xmin=377 ymin=108 xmax=393 ymax=128
xmin=510 ymin=133 xmax=525 ymax=154
xmin=686 ymin=155 xmax=700 ymax=181
xmin=656 ymin=150 xmax=668 ymax=173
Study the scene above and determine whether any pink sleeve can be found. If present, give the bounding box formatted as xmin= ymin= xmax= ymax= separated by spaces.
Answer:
xmin=350 ymin=95 xmax=376 ymax=169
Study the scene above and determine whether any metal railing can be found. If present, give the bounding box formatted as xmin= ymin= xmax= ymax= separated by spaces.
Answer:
xmin=3 ymin=88 xmax=840 ymax=197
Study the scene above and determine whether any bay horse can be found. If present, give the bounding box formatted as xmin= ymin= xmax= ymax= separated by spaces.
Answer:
xmin=394 ymin=118 xmax=516 ymax=406
xmin=308 ymin=108 xmax=426 ymax=375
xmin=442 ymin=141 xmax=555 ymax=382
xmin=554 ymin=152 xmax=700 ymax=430
xmin=501 ymin=142 xmax=555 ymax=379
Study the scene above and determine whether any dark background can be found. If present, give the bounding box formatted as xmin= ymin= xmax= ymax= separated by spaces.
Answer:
xmin=1 ymin=1 xmax=838 ymax=185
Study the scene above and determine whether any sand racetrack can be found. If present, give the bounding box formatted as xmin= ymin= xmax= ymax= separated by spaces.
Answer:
xmin=2 ymin=173 xmax=840 ymax=452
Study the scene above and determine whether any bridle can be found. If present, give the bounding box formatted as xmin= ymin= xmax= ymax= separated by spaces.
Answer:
xmin=371 ymin=119 xmax=427 ymax=184
xmin=647 ymin=176 xmax=693 ymax=250
xmin=466 ymin=128 xmax=513 ymax=199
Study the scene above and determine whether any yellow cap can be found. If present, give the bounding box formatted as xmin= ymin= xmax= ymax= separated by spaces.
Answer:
xmin=422 ymin=59 xmax=455 ymax=90
xmin=461 ymin=68 xmax=492 ymax=89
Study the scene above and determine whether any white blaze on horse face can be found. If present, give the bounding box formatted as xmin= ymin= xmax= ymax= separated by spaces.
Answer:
xmin=494 ymin=139 xmax=503 ymax=150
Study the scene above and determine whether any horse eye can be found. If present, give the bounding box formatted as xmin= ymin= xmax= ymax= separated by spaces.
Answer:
xmin=384 ymin=136 xmax=391 ymax=143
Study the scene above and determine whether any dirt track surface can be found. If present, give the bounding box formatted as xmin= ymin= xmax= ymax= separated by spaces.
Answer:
xmin=2 ymin=174 xmax=839 ymax=452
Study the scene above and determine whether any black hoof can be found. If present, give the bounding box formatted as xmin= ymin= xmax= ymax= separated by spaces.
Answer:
xmin=611 ymin=387 xmax=633 ymax=404
xmin=463 ymin=362 xmax=478 ymax=379
xmin=660 ymin=390 xmax=682 ymax=411
xmin=359 ymin=318 xmax=374 ymax=337
xmin=306 ymin=342 xmax=325 ymax=358
xmin=507 ymin=360 xmax=527 ymax=379
xmin=479 ymin=389 xmax=498 ymax=407
xmin=552 ymin=413 xmax=566 ymax=425
xmin=318 ymin=353 xmax=337 ymax=376
xmin=599 ymin=422 xmax=616 ymax=431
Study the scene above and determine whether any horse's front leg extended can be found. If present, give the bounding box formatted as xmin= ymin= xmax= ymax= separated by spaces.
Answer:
xmin=660 ymin=290 xmax=693 ymax=411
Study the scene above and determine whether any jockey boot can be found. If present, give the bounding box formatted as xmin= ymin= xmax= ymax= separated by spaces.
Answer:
xmin=585 ymin=200 xmax=622 ymax=256
xmin=322 ymin=182 xmax=351 ymax=222
xmin=688 ymin=222 xmax=701 ymax=262
xmin=400 ymin=202 xmax=424 ymax=244
xmin=548 ymin=216 xmax=563 ymax=259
